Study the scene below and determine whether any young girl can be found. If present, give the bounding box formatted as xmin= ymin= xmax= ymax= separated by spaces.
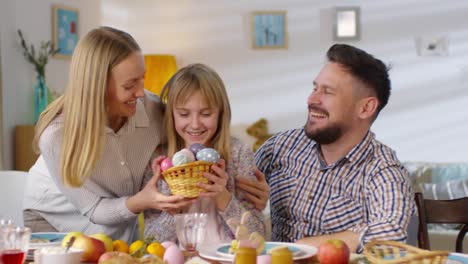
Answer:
xmin=144 ymin=63 xmax=265 ymax=245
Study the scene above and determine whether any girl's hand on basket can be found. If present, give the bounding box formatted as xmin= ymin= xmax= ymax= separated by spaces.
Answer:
xmin=198 ymin=159 xmax=232 ymax=211
xmin=127 ymin=156 xmax=195 ymax=213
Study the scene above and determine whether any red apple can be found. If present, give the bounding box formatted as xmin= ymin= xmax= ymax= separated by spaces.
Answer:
xmin=71 ymin=235 xmax=106 ymax=263
xmin=317 ymin=239 xmax=350 ymax=264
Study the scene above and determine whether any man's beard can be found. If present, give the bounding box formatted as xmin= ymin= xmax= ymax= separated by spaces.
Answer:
xmin=304 ymin=121 xmax=343 ymax=145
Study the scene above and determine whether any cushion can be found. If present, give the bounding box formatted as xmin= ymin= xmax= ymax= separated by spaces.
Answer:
xmin=419 ymin=179 xmax=468 ymax=200
xmin=404 ymin=162 xmax=468 ymax=195
xmin=405 ymin=162 xmax=468 ymax=231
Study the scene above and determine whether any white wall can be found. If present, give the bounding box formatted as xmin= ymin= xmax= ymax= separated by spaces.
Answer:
xmin=0 ymin=0 xmax=101 ymax=169
xmin=1 ymin=1 xmax=467 ymax=169
xmin=101 ymin=0 xmax=468 ymax=163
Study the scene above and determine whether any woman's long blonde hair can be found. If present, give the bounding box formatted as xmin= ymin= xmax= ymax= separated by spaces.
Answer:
xmin=33 ymin=26 xmax=141 ymax=187
xmin=160 ymin=63 xmax=232 ymax=164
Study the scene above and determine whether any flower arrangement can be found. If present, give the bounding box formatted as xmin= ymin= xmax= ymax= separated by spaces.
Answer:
xmin=17 ymin=29 xmax=60 ymax=78
xmin=17 ymin=29 xmax=61 ymax=122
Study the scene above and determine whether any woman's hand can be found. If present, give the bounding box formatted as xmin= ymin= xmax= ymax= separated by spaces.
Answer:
xmin=126 ymin=156 xmax=195 ymax=214
xmin=236 ymin=168 xmax=269 ymax=210
xmin=198 ymin=159 xmax=232 ymax=211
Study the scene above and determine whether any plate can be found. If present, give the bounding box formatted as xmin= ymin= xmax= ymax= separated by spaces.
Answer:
xmin=216 ymin=242 xmax=301 ymax=257
xmin=447 ymin=253 xmax=468 ymax=263
xmin=30 ymin=232 xmax=66 ymax=248
xmin=199 ymin=242 xmax=317 ymax=263
xmin=27 ymin=233 xmax=67 ymax=261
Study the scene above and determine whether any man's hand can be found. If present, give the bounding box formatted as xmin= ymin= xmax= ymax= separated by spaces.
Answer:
xmin=236 ymin=168 xmax=269 ymax=210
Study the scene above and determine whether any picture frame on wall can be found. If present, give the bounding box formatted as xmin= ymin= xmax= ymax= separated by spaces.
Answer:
xmin=333 ymin=6 xmax=360 ymax=41
xmin=251 ymin=11 xmax=287 ymax=49
xmin=52 ymin=4 xmax=79 ymax=59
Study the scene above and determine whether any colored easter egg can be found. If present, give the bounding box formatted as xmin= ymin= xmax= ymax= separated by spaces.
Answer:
xmin=179 ymin=148 xmax=195 ymax=162
xmin=172 ymin=151 xmax=191 ymax=166
xmin=161 ymin=241 xmax=177 ymax=249
xmin=160 ymin=157 xmax=173 ymax=171
xmin=163 ymin=245 xmax=184 ymax=264
xmin=196 ymin=148 xmax=220 ymax=163
xmin=189 ymin=143 xmax=205 ymax=155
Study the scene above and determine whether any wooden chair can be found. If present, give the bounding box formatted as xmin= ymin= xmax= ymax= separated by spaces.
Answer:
xmin=415 ymin=192 xmax=468 ymax=253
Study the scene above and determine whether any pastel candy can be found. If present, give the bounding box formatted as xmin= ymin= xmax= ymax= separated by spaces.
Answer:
xmin=172 ymin=151 xmax=192 ymax=166
xmin=196 ymin=148 xmax=220 ymax=163
xmin=238 ymin=239 xmax=257 ymax=249
xmin=257 ymin=255 xmax=272 ymax=264
xmin=189 ymin=143 xmax=205 ymax=155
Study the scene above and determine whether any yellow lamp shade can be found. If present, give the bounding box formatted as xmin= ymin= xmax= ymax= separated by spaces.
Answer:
xmin=144 ymin=55 xmax=177 ymax=95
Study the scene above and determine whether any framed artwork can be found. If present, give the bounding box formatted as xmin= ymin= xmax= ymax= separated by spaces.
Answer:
xmin=52 ymin=4 xmax=79 ymax=59
xmin=251 ymin=11 xmax=287 ymax=49
xmin=333 ymin=6 xmax=360 ymax=41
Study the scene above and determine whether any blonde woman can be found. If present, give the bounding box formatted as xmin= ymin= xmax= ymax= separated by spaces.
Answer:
xmin=23 ymin=27 xmax=193 ymax=242
xmin=144 ymin=64 xmax=265 ymax=245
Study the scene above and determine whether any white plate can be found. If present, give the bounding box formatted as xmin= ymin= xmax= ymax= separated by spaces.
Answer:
xmin=30 ymin=232 xmax=67 ymax=249
xmin=199 ymin=242 xmax=317 ymax=263
xmin=27 ymin=233 xmax=67 ymax=261
xmin=215 ymin=242 xmax=302 ymax=258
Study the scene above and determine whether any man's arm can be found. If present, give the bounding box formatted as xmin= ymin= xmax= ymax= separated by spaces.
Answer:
xmin=296 ymin=231 xmax=360 ymax=253
xmin=349 ymin=165 xmax=415 ymax=252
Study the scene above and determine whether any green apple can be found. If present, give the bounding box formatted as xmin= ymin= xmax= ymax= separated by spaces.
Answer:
xmin=61 ymin=231 xmax=83 ymax=248
xmin=90 ymin=233 xmax=113 ymax=252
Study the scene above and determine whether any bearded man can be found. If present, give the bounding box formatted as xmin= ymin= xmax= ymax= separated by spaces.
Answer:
xmin=239 ymin=44 xmax=416 ymax=253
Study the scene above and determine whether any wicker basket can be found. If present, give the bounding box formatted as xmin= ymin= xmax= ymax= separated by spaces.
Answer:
xmin=363 ymin=240 xmax=449 ymax=264
xmin=161 ymin=161 xmax=213 ymax=198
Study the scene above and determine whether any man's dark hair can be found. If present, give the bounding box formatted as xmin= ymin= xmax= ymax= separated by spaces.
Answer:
xmin=326 ymin=44 xmax=391 ymax=115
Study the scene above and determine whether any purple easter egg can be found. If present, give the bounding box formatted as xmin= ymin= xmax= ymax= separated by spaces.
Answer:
xmin=160 ymin=157 xmax=173 ymax=171
xmin=196 ymin=148 xmax=220 ymax=163
xmin=189 ymin=143 xmax=206 ymax=155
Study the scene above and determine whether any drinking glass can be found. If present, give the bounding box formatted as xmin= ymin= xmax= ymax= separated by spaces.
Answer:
xmin=174 ymin=213 xmax=207 ymax=256
xmin=0 ymin=219 xmax=14 ymax=251
xmin=0 ymin=226 xmax=31 ymax=264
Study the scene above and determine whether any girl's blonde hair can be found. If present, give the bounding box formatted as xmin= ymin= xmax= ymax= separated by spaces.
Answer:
xmin=160 ymin=63 xmax=232 ymax=163
xmin=33 ymin=26 xmax=141 ymax=187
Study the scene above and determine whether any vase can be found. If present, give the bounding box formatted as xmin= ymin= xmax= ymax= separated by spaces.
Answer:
xmin=34 ymin=74 xmax=48 ymax=123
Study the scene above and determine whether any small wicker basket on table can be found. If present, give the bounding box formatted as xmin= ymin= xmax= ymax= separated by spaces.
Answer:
xmin=364 ymin=240 xmax=449 ymax=264
xmin=162 ymin=161 xmax=213 ymax=198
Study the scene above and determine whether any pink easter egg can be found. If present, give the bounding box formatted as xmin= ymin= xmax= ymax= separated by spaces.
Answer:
xmin=257 ymin=254 xmax=272 ymax=264
xmin=161 ymin=241 xmax=177 ymax=249
xmin=160 ymin=157 xmax=174 ymax=171
xmin=163 ymin=244 xmax=184 ymax=264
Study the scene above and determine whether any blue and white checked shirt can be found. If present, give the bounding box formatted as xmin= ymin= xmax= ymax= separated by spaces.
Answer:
xmin=255 ymin=128 xmax=416 ymax=252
